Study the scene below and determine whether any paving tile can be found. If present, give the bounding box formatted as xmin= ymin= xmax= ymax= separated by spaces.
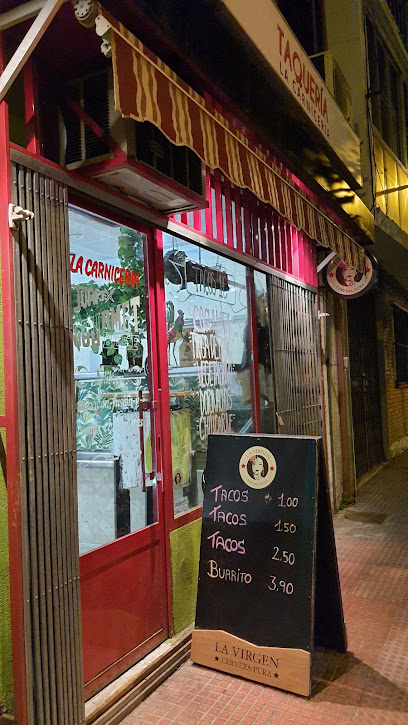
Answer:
xmin=116 ymin=451 xmax=408 ymax=725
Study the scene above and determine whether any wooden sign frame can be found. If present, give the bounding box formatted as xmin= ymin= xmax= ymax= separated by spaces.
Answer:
xmin=191 ymin=435 xmax=346 ymax=697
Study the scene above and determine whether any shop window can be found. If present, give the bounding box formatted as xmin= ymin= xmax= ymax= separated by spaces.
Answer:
xmin=70 ymin=208 xmax=156 ymax=555
xmin=393 ymin=305 xmax=408 ymax=386
xmin=163 ymin=235 xmax=253 ymax=516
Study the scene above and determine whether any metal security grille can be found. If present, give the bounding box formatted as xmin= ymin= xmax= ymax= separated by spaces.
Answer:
xmin=11 ymin=163 xmax=84 ymax=725
xmin=347 ymin=294 xmax=384 ymax=479
xmin=269 ymin=276 xmax=322 ymax=436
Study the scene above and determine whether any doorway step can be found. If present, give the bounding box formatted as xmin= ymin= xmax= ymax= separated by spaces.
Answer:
xmin=85 ymin=626 xmax=193 ymax=725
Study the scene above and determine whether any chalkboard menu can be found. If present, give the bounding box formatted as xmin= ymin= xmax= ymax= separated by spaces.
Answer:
xmin=191 ymin=434 xmax=346 ymax=697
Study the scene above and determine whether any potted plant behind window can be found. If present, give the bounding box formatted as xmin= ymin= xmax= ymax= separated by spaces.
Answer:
xmin=101 ymin=339 xmax=122 ymax=368
xmin=117 ymin=227 xmax=146 ymax=371
xmin=126 ymin=335 xmax=144 ymax=369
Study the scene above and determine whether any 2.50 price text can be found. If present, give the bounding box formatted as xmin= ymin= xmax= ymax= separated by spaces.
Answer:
xmin=271 ymin=546 xmax=295 ymax=565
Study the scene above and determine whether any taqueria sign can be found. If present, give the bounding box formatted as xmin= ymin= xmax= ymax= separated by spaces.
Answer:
xmin=221 ymin=0 xmax=361 ymax=184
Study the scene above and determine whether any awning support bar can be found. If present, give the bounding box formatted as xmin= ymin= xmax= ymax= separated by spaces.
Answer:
xmin=0 ymin=0 xmax=66 ymax=103
xmin=317 ymin=251 xmax=337 ymax=274
xmin=0 ymin=0 xmax=46 ymax=31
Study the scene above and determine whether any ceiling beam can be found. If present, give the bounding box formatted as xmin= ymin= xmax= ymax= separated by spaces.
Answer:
xmin=0 ymin=0 xmax=67 ymax=102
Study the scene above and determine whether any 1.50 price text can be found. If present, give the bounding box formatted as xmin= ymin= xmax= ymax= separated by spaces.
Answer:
xmin=274 ymin=520 xmax=297 ymax=533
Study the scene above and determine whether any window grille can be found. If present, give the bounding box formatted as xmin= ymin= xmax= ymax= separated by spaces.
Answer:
xmin=268 ymin=275 xmax=322 ymax=436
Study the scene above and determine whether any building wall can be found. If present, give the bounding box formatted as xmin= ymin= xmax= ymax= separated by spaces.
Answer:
xmin=324 ymin=0 xmax=373 ymax=208
xmin=170 ymin=519 xmax=202 ymax=634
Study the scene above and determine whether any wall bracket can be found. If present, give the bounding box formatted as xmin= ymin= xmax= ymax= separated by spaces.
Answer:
xmin=9 ymin=204 xmax=34 ymax=229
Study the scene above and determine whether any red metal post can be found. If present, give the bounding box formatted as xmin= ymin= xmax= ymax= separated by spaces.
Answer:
xmin=0 ymin=35 xmax=27 ymax=725
xmin=213 ymin=169 xmax=224 ymax=243
xmin=285 ymin=219 xmax=299 ymax=276
xmin=152 ymin=230 xmax=175 ymax=629
xmin=259 ymin=202 xmax=268 ymax=263
xmin=297 ymin=227 xmax=306 ymax=282
xmin=290 ymin=224 xmax=298 ymax=278
xmin=233 ymin=184 xmax=243 ymax=253
xmin=242 ymin=190 xmax=253 ymax=256
xmin=204 ymin=169 xmax=213 ymax=237
xmin=266 ymin=206 xmax=276 ymax=268
xmin=275 ymin=213 xmax=283 ymax=270
xmin=308 ymin=234 xmax=318 ymax=287
xmin=223 ymin=177 xmax=234 ymax=248
xmin=192 ymin=208 xmax=202 ymax=232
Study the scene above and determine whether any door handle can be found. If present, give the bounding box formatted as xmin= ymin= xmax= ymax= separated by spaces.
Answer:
xmin=138 ymin=390 xmax=147 ymax=492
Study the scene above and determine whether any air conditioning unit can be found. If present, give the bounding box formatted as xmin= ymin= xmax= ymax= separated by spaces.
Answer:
xmin=310 ymin=51 xmax=353 ymax=125
xmin=60 ymin=69 xmax=207 ymax=214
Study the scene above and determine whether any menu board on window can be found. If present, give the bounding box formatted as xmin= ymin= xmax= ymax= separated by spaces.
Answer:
xmin=191 ymin=434 xmax=346 ymax=697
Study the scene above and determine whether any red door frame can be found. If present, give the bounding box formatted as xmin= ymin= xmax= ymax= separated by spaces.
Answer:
xmin=153 ymin=230 xmax=264 ymax=538
xmin=69 ymin=196 xmax=171 ymax=696
xmin=0 ymin=37 xmax=29 ymax=725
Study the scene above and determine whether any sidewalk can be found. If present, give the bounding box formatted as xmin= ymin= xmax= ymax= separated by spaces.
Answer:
xmin=120 ymin=451 xmax=408 ymax=725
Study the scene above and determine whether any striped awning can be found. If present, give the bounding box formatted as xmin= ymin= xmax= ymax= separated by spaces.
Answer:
xmin=97 ymin=6 xmax=365 ymax=271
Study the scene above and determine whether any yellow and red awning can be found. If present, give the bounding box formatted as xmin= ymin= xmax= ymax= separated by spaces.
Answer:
xmin=97 ymin=6 xmax=365 ymax=271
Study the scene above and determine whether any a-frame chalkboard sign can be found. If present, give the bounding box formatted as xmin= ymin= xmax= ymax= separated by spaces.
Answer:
xmin=191 ymin=434 xmax=346 ymax=697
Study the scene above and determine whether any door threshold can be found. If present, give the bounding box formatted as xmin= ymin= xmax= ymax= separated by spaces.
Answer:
xmin=85 ymin=625 xmax=193 ymax=725
xmin=356 ymin=461 xmax=387 ymax=493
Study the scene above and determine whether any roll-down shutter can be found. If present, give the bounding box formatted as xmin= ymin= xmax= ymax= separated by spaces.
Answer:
xmin=269 ymin=276 xmax=322 ymax=437
xmin=11 ymin=163 xmax=83 ymax=725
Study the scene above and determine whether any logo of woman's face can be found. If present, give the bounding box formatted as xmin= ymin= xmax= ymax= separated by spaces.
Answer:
xmin=252 ymin=456 xmax=264 ymax=478
xmin=343 ymin=267 xmax=357 ymax=286
xmin=327 ymin=254 xmax=374 ymax=298
xmin=336 ymin=264 xmax=357 ymax=287
xmin=239 ymin=446 xmax=277 ymax=489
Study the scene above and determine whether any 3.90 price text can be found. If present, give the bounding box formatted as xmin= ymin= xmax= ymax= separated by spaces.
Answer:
xmin=268 ymin=576 xmax=294 ymax=594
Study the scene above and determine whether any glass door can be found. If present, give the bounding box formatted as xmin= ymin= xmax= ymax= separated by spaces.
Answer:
xmin=162 ymin=234 xmax=255 ymax=518
xmin=69 ymin=206 xmax=168 ymax=696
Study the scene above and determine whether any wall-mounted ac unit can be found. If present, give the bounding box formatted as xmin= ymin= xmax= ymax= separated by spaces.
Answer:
xmin=310 ymin=51 xmax=353 ymax=126
xmin=60 ymin=69 xmax=207 ymax=214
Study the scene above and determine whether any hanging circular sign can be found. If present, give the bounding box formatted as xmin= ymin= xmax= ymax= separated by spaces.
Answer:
xmin=325 ymin=251 xmax=378 ymax=299
xmin=239 ymin=446 xmax=277 ymax=489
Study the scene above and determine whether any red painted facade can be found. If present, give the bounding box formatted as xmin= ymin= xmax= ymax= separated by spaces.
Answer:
xmin=0 ymin=4 xmax=357 ymax=721
xmin=171 ymin=169 xmax=318 ymax=288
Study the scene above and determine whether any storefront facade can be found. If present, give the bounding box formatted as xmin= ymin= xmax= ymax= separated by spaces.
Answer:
xmin=6 ymin=150 xmax=326 ymax=721
xmin=0 ymin=2 xmax=375 ymax=723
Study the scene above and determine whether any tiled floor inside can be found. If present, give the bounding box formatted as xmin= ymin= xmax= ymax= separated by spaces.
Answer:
xmin=120 ymin=451 xmax=408 ymax=725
